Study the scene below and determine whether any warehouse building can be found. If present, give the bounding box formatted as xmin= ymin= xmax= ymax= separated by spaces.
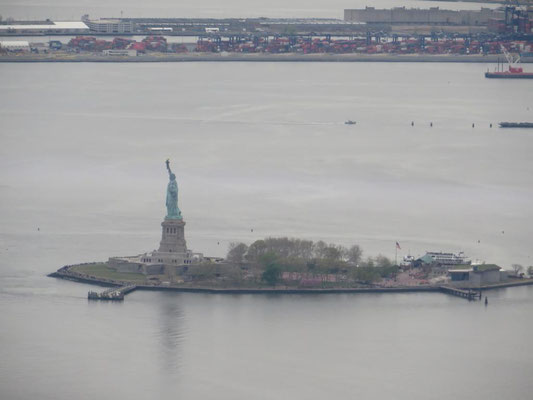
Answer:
xmin=0 ymin=21 xmax=89 ymax=35
xmin=82 ymin=15 xmax=135 ymax=34
xmin=448 ymin=264 xmax=507 ymax=286
xmin=344 ymin=7 xmax=504 ymax=26
xmin=0 ymin=41 xmax=30 ymax=52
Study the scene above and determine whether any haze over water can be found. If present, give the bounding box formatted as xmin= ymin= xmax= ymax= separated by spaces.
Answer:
xmin=0 ymin=0 xmax=499 ymax=20
xmin=1 ymin=48 xmax=533 ymax=400
xmin=1 ymin=62 xmax=532 ymax=266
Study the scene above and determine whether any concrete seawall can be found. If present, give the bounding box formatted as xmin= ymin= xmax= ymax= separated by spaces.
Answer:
xmin=48 ymin=266 xmax=533 ymax=295
xmin=137 ymin=285 xmax=440 ymax=295
xmin=48 ymin=271 xmax=121 ymax=288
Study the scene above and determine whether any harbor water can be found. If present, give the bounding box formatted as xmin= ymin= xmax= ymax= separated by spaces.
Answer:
xmin=1 ymin=61 xmax=532 ymax=399
xmin=0 ymin=0 xmax=500 ymax=20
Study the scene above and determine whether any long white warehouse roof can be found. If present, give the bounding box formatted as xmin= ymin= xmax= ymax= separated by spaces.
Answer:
xmin=0 ymin=41 xmax=30 ymax=47
xmin=0 ymin=21 xmax=88 ymax=31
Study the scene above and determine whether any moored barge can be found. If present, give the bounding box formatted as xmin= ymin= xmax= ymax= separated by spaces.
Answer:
xmin=499 ymin=122 xmax=533 ymax=128
xmin=485 ymin=69 xmax=533 ymax=79
xmin=485 ymin=45 xmax=533 ymax=79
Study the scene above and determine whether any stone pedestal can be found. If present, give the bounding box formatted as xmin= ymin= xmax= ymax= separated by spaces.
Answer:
xmin=158 ymin=218 xmax=187 ymax=254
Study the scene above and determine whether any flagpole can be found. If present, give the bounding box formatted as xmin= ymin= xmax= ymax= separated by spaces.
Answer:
xmin=395 ymin=245 xmax=397 ymax=266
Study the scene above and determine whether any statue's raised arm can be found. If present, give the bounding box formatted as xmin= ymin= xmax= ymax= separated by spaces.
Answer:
xmin=166 ymin=158 xmax=172 ymax=175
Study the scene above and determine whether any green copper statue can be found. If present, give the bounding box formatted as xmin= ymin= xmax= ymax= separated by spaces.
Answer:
xmin=165 ymin=159 xmax=182 ymax=220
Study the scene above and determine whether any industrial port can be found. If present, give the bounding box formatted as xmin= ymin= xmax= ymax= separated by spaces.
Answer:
xmin=1 ymin=6 xmax=532 ymax=61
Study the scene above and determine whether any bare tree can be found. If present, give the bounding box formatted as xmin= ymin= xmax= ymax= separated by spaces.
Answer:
xmin=246 ymin=237 xmax=320 ymax=263
xmin=313 ymin=240 xmax=328 ymax=259
xmin=227 ymin=242 xmax=248 ymax=264
xmin=375 ymin=255 xmax=393 ymax=268
xmin=246 ymin=239 xmax=266 ymax=262
xmin=362 ymin=257 xmax=375 ymax=268
xmin=322 ymin=245 xmax=344 ymax=261
xmin=345 ymin=244 xmax=363 ymax=265
xmin=511 ymin=264 xmax=524 ymax=276
xmin=292 ymin=239 xmax=314 ymax=260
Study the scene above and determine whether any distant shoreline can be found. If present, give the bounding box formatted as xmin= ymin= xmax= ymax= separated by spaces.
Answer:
xmin=3 ymin=53 xmax=532 ymax=63
xmin=48 ymin=266 xmax=533 ymax=295
xmin=422 ymin=0 xmax=520 ymax=4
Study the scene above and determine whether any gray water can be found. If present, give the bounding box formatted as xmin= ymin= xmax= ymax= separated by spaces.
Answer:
xmin=1 ymin=62 xmax=533 ymax=399
xmin=0 ymin=0 xmax=499 ymax=20
xmin=2 ymin=277 xmax=533 ymax=400
xmin=1 ymin=62 xmax=532 ymax=265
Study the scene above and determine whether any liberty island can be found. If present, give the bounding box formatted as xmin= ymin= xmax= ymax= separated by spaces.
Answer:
xmin=48 ymin=161 xmax=533 ymax=299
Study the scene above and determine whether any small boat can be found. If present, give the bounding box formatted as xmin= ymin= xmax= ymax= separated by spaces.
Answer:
xmin=345 ymin=120 xmax=357 ymax=125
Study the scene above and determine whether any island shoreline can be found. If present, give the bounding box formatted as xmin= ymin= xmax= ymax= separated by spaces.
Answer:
xmin=48 ymin=266 xmax=533 ymax=295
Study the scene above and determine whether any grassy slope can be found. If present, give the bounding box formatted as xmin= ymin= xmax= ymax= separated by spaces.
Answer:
xmin=70 ymin=263 xmax=148 ymax=284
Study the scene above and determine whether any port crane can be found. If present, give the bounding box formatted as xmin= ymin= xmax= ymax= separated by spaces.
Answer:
xmin=503 ymin=1 xmax=531 ymax=34
xmin=500 ymin=44 xmax=523 ymax=73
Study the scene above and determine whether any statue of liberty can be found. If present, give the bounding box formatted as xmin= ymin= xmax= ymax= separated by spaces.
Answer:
xmin=165 ymin=159 xmax=182 ymax=220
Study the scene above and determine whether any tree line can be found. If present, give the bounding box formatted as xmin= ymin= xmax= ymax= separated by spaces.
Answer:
xmin=227 ymin=237 xmax=367 ymax=265
xmin=226 ymin=237 xmax=397 ymax=286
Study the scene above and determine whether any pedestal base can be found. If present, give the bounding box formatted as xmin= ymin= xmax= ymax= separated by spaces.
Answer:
xmin=158 ymin=218 xmax=187 ymax=254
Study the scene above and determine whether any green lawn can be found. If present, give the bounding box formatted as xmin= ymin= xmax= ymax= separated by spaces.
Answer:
xmin=70 ymin=263 xmax=148 ymax=284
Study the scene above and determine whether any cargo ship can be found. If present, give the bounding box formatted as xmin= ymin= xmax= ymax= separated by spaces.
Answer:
xmin=485 ymin=46 xmax=533 ymax=79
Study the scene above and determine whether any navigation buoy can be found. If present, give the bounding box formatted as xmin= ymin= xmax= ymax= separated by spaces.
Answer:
xmin=472 ymin=123 xmax=475 ymax=128
xmin=411 ymin=121 xmax=414 ymax=126
xmin=485 ymin=296 xmax=488 ymax=306
xmin=490 ymin=123 xmax=493 ymax=128
xmin=430 ymin=122 xmax=433 ymax=127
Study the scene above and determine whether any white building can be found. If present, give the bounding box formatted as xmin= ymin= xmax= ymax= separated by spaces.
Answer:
xmin=0 ymin=41 xmax=30 ymax=52
xmin=83 ymin=16 xmax=135 ymax=34
xmin=0 ymin=21 xmax=89 ymax=35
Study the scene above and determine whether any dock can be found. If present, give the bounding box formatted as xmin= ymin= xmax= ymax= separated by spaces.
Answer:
xmin=440 ymin=286 xmax=482 ymax=301
xmin=88 ymin=285 xmax=137 ymax=301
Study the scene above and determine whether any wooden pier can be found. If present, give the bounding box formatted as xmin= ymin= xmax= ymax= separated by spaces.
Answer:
xmin=440 ymin=286 xmax=482 ymax=301
xmin=88 ymin=285 xmax=137 ymax=301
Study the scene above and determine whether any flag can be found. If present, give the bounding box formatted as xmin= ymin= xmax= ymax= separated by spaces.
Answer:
xmin=396 ymin=242 xmax=401 ymax=250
